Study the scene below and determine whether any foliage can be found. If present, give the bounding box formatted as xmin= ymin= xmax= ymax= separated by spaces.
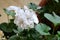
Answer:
xmin=35 ymin=23 xmax=51 ymax=35
xmin=27 ymin=0 xmax=60 ymax=40
xmin=44 ymin=12 xmax=60 ymax=26
xmin=0 ymin=19 xmax=17 ymax=33
xmin=3 ymin=8 xmax=16 ymax=16
xmin=28 ymin=3 xmax=38 ymax=11
xmin=0 ymin=0 xmax=60 ymax=40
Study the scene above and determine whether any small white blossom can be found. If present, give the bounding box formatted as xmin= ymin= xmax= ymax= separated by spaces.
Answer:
xmin=6 ymin=6 xmax=39 ymax=29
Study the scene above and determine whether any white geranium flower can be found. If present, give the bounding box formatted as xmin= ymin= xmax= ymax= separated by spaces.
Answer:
xmin=6 ymin=6 xmax=39 ymax=29
xmin=24 ymin=6 xmax=39 ymax=24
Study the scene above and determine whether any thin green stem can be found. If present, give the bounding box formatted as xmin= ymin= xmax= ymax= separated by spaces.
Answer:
xmin=7 ymin=14 xmax=10 ymax=23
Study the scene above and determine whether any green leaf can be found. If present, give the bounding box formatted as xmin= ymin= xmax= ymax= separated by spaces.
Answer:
xmin=0 ymin=19 xmax=17 ymax=32
xmin=58 ymin=37 xmax=60 ymax=40
xmin=28 ymin=3 xmax=38 ymax=11
xmin=56 ymin=31 xmax=60 ymax=40
xmin=17 ymin=27 xmax=23 ymax=33
xmin=35 ymin=23 xmax=51 ymax=35
xmin=0 ymin=23 xmax=13 ymax=32
xmin=0 ymin=23 xmax=12 ymax=32
xmin=8 ymin=35 xmax=20 ymax=40
xmin=13 ymin=27 xmax=23 ymax=34
xmin=13 ymin=29 xmax=19 ymax=33
xmin=55 ymin=0 xmax=59 ymax=3
xmin=9 ymin=35 xmax=27 ymax=40
xmin=57 ymin=31 xmax=60 ymax=37
xmin=57 ymin=31 xmax=60 ymax=35
xmin=44 ymin=12 xmax=60 ymax=26
xmin=3 ymin=8 xmax=16 ymax=16
xmin=45 ymin=35 xmax=57 ymax=40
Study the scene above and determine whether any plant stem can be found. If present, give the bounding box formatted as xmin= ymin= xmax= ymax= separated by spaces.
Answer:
xmin=7 ymin=14 xmax=10 ymax=23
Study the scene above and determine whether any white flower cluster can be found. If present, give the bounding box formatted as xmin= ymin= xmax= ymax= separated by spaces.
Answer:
xmin=6 ymin=6 xmax=39 ymax=29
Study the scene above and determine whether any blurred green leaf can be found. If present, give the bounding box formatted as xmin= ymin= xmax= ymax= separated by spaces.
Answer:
xmin=56 ymin=31 xmax=60 ymax=40
xmin=35 ymin=23 xmax=51 ymax=35
xmin=13 ymin=29 xmax=19 ymax=33
xmin=0 ymin=19 xmax=17 ymax=32
xmin=8 ymin=35 xmax=20 ymax=40
xmin=9 ymin=35 xmax=27 ymax=40
xmin=13 ymin=27 xmax=23 ymax=34
xmin=58 ymin=37 xmax=60 ymax=40
xmin=55 ymin=0 xmax=59 ymax=3
xmin=44 ymin=12 xmax=60 ymax=26
xmin=28 ymin=3 xmax=38 ymax=11
xmin=3 ymin=8 xmax=16 ymax=16
xmin=45 ymin=35 xmax=58 ymax=40
xmin=57 ymin=31 xmax=60 ymax=35
xmin=0 ymin=23 xmax=12 ymax=32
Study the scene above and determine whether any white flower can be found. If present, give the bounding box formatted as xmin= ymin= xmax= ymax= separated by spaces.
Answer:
xmin=6 ymin=6 xmax=39 ymax=29
xmin=24 ymin=6 xmax=39 ymax=24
